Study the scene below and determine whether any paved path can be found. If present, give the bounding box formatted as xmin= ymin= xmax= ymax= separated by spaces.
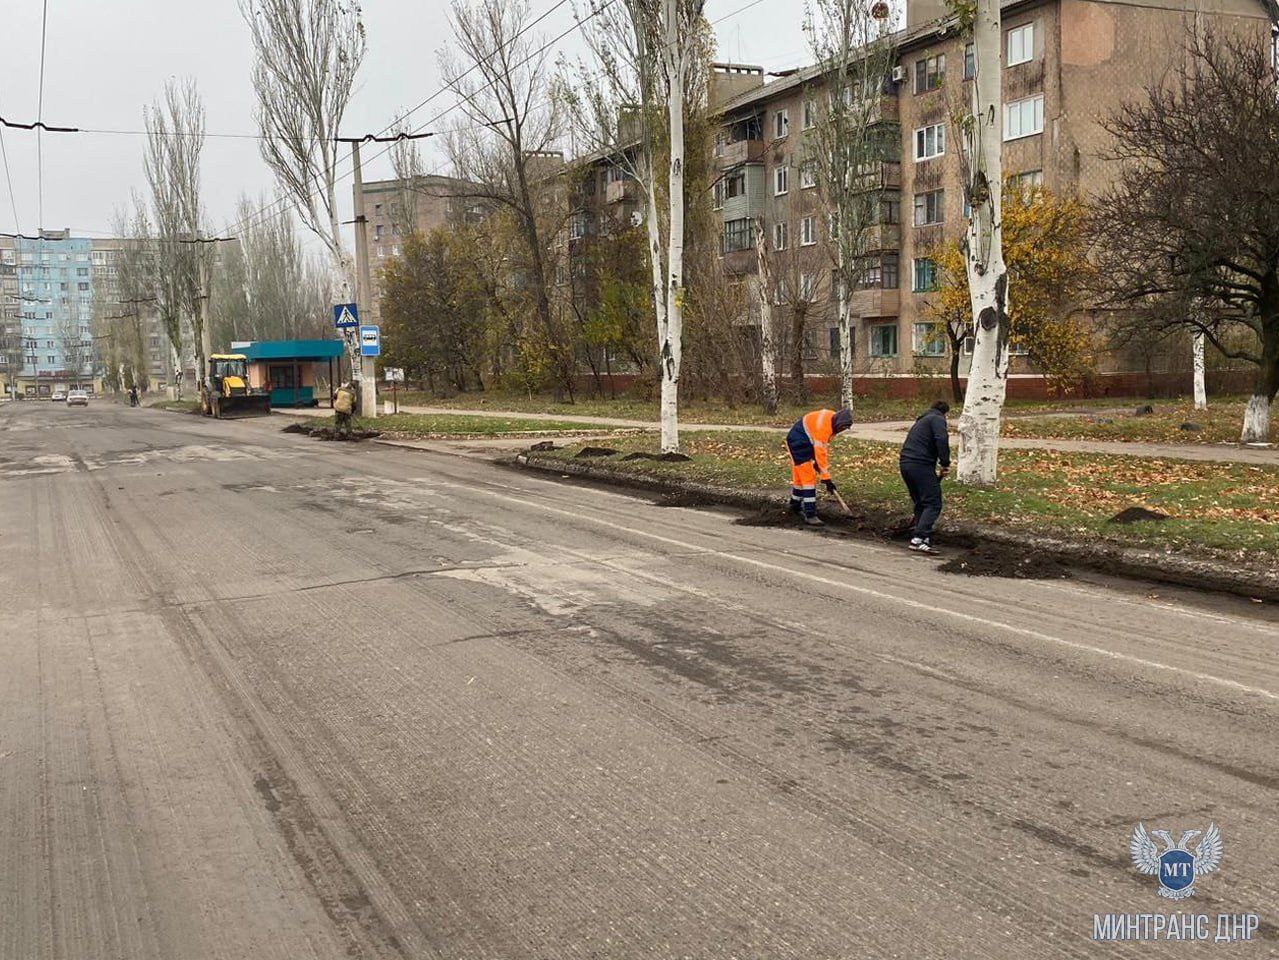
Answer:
xmin=2 ymin=400 xmax=1277 ymax=958
xmin=281 ymin=404 xmax=1279 ymax=465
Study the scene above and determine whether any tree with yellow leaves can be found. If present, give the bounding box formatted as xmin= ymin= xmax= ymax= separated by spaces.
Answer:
xmin=924 ymin=186 xmax=1095 ymax=399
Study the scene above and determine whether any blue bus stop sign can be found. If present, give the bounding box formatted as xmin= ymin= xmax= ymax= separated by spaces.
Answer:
xmin=359 ymin=325 xmax=381 ymax=357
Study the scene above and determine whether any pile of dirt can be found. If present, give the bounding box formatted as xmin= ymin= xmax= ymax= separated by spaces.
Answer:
xmin=733 ymin=509 xmax=796 ymax=528
xmin=280 ymin=422 xmax=311 ymax=434
xmin=621 ymin=451 xmax=692 ymax=462
xmin=1109 ymin=506 xmax=1169 ymax=524
xmin=1179 ymin=422 xmax=1202 ymax=432
xmin=575 ymin=446 xmax=618 ymax=458
xmin=306 ymin=426 xmax=381 ymax=442
xmin=938 ymin=544 xmax=1072 ymax=580
xmin=654 ymin=490 xmax=718 ymax=508
xmin=1134 ymin=404 xmax=1156 ymax=416
xmin=527 ymin=440 xmax=557 ymax=452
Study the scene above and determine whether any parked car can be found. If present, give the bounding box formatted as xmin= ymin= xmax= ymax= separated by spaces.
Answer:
xmin=51 ymin=389 xmax=67 ymax=402
xmin=66 ymin=389 xmax=89 ymax=407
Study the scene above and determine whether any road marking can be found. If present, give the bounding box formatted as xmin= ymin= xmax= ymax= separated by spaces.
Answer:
xmin=431 ymin=476 xmax=1279 ymax=703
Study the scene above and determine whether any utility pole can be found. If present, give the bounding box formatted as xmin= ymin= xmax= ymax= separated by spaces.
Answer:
xmin=348 ymin=138 xmax=378 ymax=419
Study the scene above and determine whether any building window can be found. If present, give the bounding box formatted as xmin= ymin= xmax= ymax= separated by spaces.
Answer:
xmin=722 ymin=218 xmax=752 ymax=253
xmin=774 ymin=165 xmax=789 ymax=195
xmin=803 ymin=99 xmax=817 ymax=129
xmin=800 ymin=162 xmax=817 ymax=189
xmin=712 ymin=180 xmax=724 ymax=210
xmin=914 ymin=124 xmax=945 ymax=161
xmin=882 ymin=253 xmax=899 ymax=289
xmin=77 ymin=282 xmax=89 ymax=291
xmin=829 ymin=326 xmax=841 ymax=360
xmin=913 ymin=54 xmax=946 ymax=94
xmin=799 ymin=272 xmax=818 ymax=300
xmin=773 ymin=221 xmax=788 ymax=250
xmin=1007 ymin=23 xmax=1034 ymax=66
xmin=880 ymin=197 xmax=901 ymax=224
xmin=913 ymin=322 xmax=947 ymax=356
xmin=724 ymin=168 xmax=746 ymax=198
xmin=569 ymin=216 xmax=588 ymax=240
xmin=912 ymin=257 xmax=937 ymax=292
xmin=964 ymin=43 xmax=975 ymax=79
xmin=913 ymin=189 xmax=944 ymax=226
xmin=1004 ymin=94 xmax=1044 ymax=141
xmin=774 ymin=109 xmax=789 ymax=139
xmin=870 ymin=323 xmax=898 ymax=357
xmin=800 ymin=215 xmax=817 ymax=246
xmin=714 ymin=134 xmax=726 ymax=157
xmin=1011 ymin=169 xmax=1044 ymax=195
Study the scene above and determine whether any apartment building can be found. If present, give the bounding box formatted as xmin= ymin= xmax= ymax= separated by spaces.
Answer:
xmin=353 ymin=174 xmax=490 ymax=328
xmin=709 ymin=0 xmax=1275 ymax=396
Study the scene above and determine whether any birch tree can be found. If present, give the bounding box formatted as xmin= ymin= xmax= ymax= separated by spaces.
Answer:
xmin=953 ymin=0 xmax=1009 ymax=484
xmin=242 ymin=0 xmax=364 ymax=295
xmin=144 ymin=79 xmax=206 ymax=399
xmin=805 ymin=0 xmax=897 ymax=411
xmin=754 ymin=218 xmax=779 ymax=413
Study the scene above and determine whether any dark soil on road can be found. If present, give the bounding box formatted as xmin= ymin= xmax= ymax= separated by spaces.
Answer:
xmin=939 ymin=544 xmax=1073 ymax=580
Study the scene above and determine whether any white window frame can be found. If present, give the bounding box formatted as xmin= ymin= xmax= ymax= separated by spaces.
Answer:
xmin=914 ymin=124 xmax=945 ymax=161
xmin=869 ymin=323 xmax=898 ymax=358
xmin=1007 ymin=23 xmax=1034 ymax=66
xmin=803 ymin=99 xmax=817 ymax=129
xmin=799 ymin=272 xmax=817 ymax=300
xmin=774 ymin=109 xmax=789 ymax=139
xmin=773 ymin=221 xmax=788 ymax=251
xmin=774 ymin=165 xmax=789 ymax=196
xmin=913 ymin=189 xmax=944 ymax=227
xmin=800 ymin=162 xmax=817 ymax=189
xmin=800 ymin=215 xmax=817 ymax=246
xmin=912 ymin=256 xmax=937 ymax=293
xmin=1003 ymin=94 xmax=1044 ymax=141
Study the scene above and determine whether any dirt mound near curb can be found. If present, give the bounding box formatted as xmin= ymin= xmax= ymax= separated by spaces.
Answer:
xmin=939 ymin=544 xmax=1072 ymax=580
xmin=733 ymin=509 xmax=795 ymax=527
xmin=575 ymin=446 xmax=618 ymax=458
xmin=1109 ymin=506 xmax=1169 ymax=524
xmin=654 ymin=491 xmax=718 ymax=508
xmin=621 ymin=451 xmax=692 ymax=462
xmin=280 ymin=422 xmax=311 ymax=434
xmin=282 ymin=423 xmax=381 ymax=441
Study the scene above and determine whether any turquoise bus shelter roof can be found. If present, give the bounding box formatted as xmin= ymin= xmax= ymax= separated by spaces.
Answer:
xmin=238 ymin=339 xmax=345 ymax=362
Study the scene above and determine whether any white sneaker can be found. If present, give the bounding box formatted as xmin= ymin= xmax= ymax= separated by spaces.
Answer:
xmin=909 ymin=538 xmax=935 ymax=553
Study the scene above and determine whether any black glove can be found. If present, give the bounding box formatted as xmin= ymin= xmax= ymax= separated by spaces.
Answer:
xmin=822 ymin=479 xmax=837 ymax=493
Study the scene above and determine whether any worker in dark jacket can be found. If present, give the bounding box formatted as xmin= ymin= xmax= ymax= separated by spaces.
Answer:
xmin=899 ymin=400 xmax=951 ymax=553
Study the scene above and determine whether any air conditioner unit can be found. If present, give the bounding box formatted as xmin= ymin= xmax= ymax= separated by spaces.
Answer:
xmin=891 ymin=65 xmax=907 ymax=84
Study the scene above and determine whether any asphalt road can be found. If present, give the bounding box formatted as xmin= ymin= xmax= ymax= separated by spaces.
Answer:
xmin=2 ymin=400 xmax=1276 ymax=960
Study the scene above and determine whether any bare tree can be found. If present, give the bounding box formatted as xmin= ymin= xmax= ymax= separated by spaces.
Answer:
xmin=144 ymin=78 xmax=207 ymax=399
xmin=96 ymin=199 xmax=156 ymax=393
xmin=242 ymin=0 xmax=364 ymax=293
xmin=805 ymin=0 xmax=897 ymax=410
xmin=441 ymin=0 xmax=577 ymax=397
xmin=754 ymin=218 xmax=779 ymax=412
xmin=953 ymin=0 xmax=1009 ymax=484
xmin=1094 ymin=27 xmax=1279 ymax=442
xmin=208 ymin=194 xmax=332 ymax=349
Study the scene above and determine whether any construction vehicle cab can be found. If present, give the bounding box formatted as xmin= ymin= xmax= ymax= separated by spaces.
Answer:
xmin=200 ymin=354 xmax=272 ymax=418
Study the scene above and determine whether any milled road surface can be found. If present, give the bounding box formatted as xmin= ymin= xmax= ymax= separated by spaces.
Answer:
xmin=2 ymin=401 xmax=1276 ymax=960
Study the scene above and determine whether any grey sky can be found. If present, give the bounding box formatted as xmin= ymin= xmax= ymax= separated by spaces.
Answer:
xmin=0 ymin=0 xmax=808 ymax=253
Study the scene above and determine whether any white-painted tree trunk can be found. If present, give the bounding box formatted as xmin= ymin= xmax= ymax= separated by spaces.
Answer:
xmin=836 ymin=246 xmax=854 ymax=411
xmin=658 ymin=0 xmax=685 ymax=454
xmin=755 ymin=219 xmax=778 ymax=414
xmin=1192 ymin=330 xmax=1207 ymax=410
xmin=1241 ymin=394 xmax=1271 ymax=442
xmin=955 ymin=0 xmax=1008 ymax=486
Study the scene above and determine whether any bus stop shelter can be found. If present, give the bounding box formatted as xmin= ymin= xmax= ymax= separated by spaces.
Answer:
xmin=237 ymin=339 xmax=345 ymax=408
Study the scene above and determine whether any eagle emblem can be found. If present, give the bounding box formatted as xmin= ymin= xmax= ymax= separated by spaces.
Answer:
xmin=1130 ymin=822 xmax=1223 ymax=900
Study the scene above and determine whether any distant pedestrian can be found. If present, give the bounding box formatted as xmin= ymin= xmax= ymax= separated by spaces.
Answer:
xmin=785 ymin=407 xmax=853 ymax=526
xmin=128 ymin=385 xmax=139 ymax=407
xmin=333 ymin=381 xmax=356 ymax=438
xmin=899 ymin=400 xmax=951 ymax=553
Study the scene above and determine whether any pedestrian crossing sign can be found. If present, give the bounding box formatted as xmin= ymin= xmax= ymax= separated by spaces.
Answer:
xmin=333 ymin=303 xmax=360 ymax=329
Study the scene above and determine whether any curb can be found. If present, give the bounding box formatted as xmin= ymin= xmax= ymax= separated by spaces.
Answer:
xmin=511 ymin=451 xmax=1279 ymax=604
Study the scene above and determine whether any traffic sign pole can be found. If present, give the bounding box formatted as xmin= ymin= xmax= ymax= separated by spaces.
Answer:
xmin=350 ymin=139 xmax=378 ymax=420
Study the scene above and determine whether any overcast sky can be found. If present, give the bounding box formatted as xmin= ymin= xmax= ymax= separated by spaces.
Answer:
xmin=0 ymin=0 xmax=809 ymax=254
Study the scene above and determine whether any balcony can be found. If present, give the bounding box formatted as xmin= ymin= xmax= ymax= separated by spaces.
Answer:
xmin=862 ymin=222 xmax=901 ymax=251
xmin=853 ymin=160 xmax=902 ymax=192
xmin=717 ymin=137 xmax=765 ymax=169
xmin=849 ymin=285 xmax=900 ymax=319
xmin=605 ymin=178 xmax=636 ymax=204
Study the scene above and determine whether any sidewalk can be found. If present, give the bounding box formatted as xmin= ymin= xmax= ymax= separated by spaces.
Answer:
xmin=277 ymin=404 xmax=1278 ymax=466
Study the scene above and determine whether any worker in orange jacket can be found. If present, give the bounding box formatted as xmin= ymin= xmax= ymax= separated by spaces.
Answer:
xmin=786 ymin=407 xmax=853 ymax=525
